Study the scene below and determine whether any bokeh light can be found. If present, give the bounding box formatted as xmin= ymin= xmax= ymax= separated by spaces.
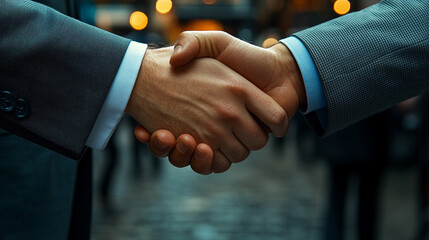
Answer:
xmin=262 ymin=38 xmax=278 ymax=48
xmin=202 ymin=0 xmax=217 ymax=4
xmin=129 ymin=11 xmax=148 ymax=30
xmin=156 ymin=0 xmax=173 ymax=14
xmin=185 ymin=20 xmax=224 ymax=31
xmin=333 ymin=0 xmax=351 ymax=15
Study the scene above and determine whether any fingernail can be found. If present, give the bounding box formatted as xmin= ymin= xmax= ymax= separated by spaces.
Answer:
xmin=194 ymin=146 xmax=205 ymax=160
xmin=177 ymin=140 xmax=188 ymax=154
xmin=155 ymin=138 xmax=169 ymax=150
xmin=173 ymin=45 xmax=182 ymax=55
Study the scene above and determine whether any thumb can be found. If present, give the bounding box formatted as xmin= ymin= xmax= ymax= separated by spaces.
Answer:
xmin=170 ymin=31 xmax=233 ymax=67
xmin=170 ymin=31 xmax=273 ymax=91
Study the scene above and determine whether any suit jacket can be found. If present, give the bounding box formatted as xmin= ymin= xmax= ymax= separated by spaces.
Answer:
xmin=0 ymin=0 xmax=131 ymax=159
xmin=0 ymin=129 xmax=78 ymax=240
xmin=294 ymin=0 xmax=429 ymax=136
xmin=0 ymin=0 xmax=121 ymax=239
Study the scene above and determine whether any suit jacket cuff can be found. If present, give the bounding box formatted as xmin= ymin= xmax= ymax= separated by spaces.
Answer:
xmin=85 ymin=41 xmax=147 ymax=149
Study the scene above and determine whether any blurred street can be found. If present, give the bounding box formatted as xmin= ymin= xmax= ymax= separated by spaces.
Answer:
xmin=91 ymin=120 xmax=422 ymax=240
xmin=2 ymin=1 xmax=427 ymax=240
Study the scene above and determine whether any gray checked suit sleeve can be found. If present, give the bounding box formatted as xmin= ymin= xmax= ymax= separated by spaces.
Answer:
xmin=0 ymin=0 xmax=131 ymax=159
xmin=293 ymin=0 xmax=429 ymax=136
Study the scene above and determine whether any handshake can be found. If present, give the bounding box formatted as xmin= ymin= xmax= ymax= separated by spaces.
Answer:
xmin=125 ymin=31 xmax=306 ymax=175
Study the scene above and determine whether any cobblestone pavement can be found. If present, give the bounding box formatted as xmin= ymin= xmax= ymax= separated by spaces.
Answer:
xmin=91 ymin=122 xmax=423 ymax=240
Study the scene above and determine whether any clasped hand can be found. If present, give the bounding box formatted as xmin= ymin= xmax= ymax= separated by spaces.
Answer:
xmin=126 ymin=31 xmax=306 ymax=175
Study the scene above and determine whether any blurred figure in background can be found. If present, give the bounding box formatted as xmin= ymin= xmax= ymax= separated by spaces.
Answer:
xmin=99 ymin=117 xmax=162 ymax=207
xmin=315 ymin=112 xmax=389 ymax=240
xmin=392 ymin=95 xmax=429 ymax=240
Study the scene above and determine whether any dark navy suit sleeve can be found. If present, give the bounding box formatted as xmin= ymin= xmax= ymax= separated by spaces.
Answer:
xmin=0 ymin=0 xmax=131 ymax=159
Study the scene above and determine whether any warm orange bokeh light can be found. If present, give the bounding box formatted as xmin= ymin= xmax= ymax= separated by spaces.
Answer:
xmin=129 ymin=11 xmax=148 ymax=30
xmin=333 ymin=0 xmax=351 ymax=15
xmin=202 ymin=0 xmax=217 ymax=4
xmin=184 ymin=20 xmax=224 ymax=31
xmin=262 ymin=38 xmax=278 ymax=48
xmin=156 ymin=0 xmax=173 ymax=14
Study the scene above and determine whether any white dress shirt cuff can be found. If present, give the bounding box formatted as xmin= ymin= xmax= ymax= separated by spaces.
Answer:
xmin=279 ymin=36 xmax=327 ymax=114
xmin=85 ymin=41 xmax=148 ymax=149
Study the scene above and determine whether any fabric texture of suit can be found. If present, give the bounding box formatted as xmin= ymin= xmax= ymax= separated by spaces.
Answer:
xmin=0 ymin=129 xmax=77 ymax=239
xmin=294 ymin=0 xmax=429 ymax=136
xmin=0 ymin=0 xmax=131 ymax=159
xmin=0 ymin=0 xmax=130 ymax=239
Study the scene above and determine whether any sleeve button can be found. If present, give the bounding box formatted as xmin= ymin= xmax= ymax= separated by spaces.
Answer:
xmin=0 ymin=91 xmax=16 ymax=112
xmin=15 ymin=99 xmax=30 ymax=119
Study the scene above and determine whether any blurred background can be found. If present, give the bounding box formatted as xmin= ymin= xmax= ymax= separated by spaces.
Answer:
xmin=80 ymin=0 xmax=429 ymax=239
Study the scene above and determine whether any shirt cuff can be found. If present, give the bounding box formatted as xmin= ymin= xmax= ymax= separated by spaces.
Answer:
xmin=85 ymin=41 xmax=148 ymax=149
xmin=279 ymin=36 xmax=327 ymax=114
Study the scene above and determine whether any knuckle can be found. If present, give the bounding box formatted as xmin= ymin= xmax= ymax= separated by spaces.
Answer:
xmin=215 ymin=103 xmax=240 ymax=122
xmin=269 ymin=107 xmax=287 ymax=129
xmin=218 ymin=31 xmax=233 ymax=42
xmin=218 ymin=31 xmax=228 ymax=37
xmin=177 ymin=31 xmax=191 ymax=41
xmin=225 ymin=80 xmax=245 ymax=94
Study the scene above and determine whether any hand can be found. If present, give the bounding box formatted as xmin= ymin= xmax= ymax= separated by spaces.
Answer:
xmin=126 ymin=46 xmax=288 ymax=174
xmin=135 ymin=31 xmax=306 ymax=172
xmin=170 ymin=31 xmax=306 ymax=113
xmin=134 ymin=126 xmax=213 ymax=172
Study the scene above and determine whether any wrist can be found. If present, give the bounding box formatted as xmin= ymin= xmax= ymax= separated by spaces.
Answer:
xmin=125 ymin=47 xmax=176 ymax=132
xmin=271 ymin=43 xmax=307 ymax=107
xmin=125 ymin=49 xmax=153 ymax=120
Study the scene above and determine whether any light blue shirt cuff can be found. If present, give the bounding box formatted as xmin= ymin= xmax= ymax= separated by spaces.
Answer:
xmin=85 ymin=41 xmax=148 ymax=149
xmin=279 ymin=36 xmax=327 ymax=114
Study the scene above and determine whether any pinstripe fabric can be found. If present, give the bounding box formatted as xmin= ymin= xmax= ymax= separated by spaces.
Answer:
xmin=294 ymin=0 xmax=429 ymax=135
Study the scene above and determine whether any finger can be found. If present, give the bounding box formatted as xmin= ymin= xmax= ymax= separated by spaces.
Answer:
xmin=219 ymin=137 xmax=250 ymax=164
xmin=134 ymin=125 xmax=151 ymax=143
xmin=170 ymin=33 xmax=200 ymax=67
xmin=233 ymin=110 xmax=269 ymax=151
xmin=190 ymin=143 xmax=214 ymax=175
xmin=168 ymin=134 xmax=197 ymax=168
xmin=244 ymin=84 xmax=289 ymax=137
xmin=211 ymin=150 xmax=232 ymax=174
xmin=148 ymin=130 xmax=176 ymax=158
xmin=170 ymin=31 xmax=233 ymax=67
